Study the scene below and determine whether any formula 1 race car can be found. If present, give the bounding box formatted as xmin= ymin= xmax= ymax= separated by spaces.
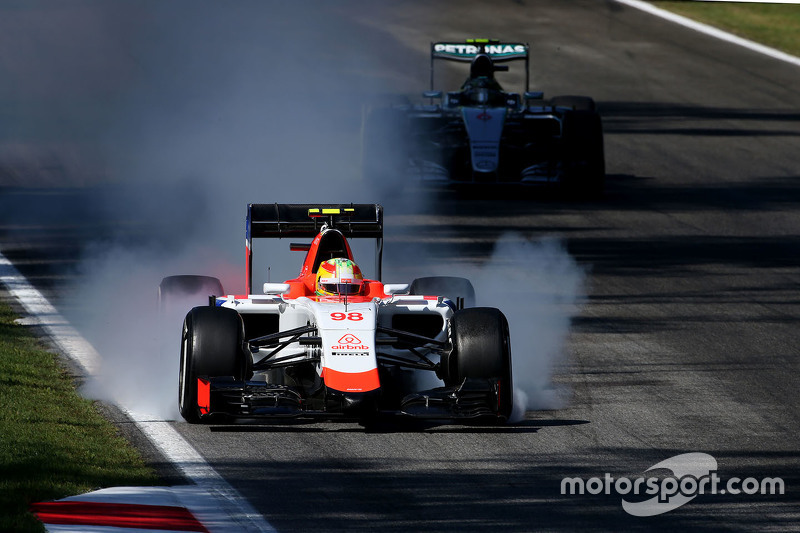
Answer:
xmin=160 ymin=204 xmax=513 ymax=424
xmin=363 ymin=39 xmax=604 ymax=195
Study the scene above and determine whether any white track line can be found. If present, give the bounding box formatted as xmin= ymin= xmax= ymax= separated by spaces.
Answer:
xmin=615 ymin=0 xmax=800 ymax=69
xmin=0 ymin=252 xmax=275 ymax=533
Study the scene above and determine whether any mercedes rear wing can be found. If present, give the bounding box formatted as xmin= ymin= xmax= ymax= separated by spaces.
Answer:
xmin=246 ymin=203 xmax=384 ymax=294
xmin=429 ymin=39 xmax=530 ymax=92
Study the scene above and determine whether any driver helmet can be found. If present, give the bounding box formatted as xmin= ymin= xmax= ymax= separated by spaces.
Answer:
xmin=316 ymin=258 xmax=364 ymax=297
xmin=468 ymin=87 xmax=490 ymax=104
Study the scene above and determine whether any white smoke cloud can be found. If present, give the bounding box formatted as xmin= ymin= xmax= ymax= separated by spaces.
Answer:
xmin=5 ymin=3 xmax=584 ymax=424
xmin=73 ymin=243 xmax=241 ymax=420
xmin=396 ymin=233 xmax=586 ymax=421
xmin=466 ymin=234 xmax=585 ymax=419
xmin=48 ymin=1 xmax=419 ymax=420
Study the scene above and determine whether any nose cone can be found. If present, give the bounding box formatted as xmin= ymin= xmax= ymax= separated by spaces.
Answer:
xmin=327 ymin=388 xmax=381 ymax=417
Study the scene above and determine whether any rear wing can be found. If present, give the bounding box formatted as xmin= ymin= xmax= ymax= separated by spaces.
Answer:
xmin=246 ymin=203 xmax=383 ymax=294
xmin=430 ymin=39 xmax=530 ymax=92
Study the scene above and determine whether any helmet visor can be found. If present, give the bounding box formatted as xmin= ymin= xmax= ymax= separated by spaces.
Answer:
xmin=320 ymin=280 xmax=362 ymax=295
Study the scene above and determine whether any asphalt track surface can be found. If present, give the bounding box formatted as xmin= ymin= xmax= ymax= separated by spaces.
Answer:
xmin=2 ymin=1 xmax=800 ymax=531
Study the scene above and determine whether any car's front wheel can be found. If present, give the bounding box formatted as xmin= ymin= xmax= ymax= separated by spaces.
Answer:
xmin=178 ymin=306 xmax=247 ymax=423
xmin=443 ymin=307 xmax=514 ymax=420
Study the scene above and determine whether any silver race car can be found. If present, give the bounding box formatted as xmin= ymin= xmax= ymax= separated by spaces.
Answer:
xmin=363 ymin=39 xmax=605 ymax=195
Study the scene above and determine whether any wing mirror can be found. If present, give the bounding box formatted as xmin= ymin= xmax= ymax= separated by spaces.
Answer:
xmin=383 ymin=283 xmax=410 ymax=295
xmin=263 ymin=283 xmax=290 ymax=295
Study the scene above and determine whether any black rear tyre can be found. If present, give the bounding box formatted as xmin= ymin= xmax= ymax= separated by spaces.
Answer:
xmin=550 ymin=95 xmax=596 ymax=112
xmin=561 ymin=110 xmax=605 ymax=198
xmin=445 ymin=307 xmax=513 ymax=420
xmin=159 ymin=275 xmax=224 ymax=313
xmin=410 ymin=276 xmax=475 ymax=309
xmin=178 ymin=306 xmax=247 ymax=423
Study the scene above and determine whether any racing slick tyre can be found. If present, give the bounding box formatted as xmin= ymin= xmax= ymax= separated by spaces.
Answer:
xmin=560 ymin=108 xmax=605 ymax=198
xmin=158 ymin=275 xmax=224 ymax=314
xmin=178 ymin=306 xmax=248 ymax=423
xmin=444 ymin=307 xmax=513 ymax=420
xmin=158 ymin=275 xmax=226 ymax=360
xmin=410 ymin=276 xmax=475 ymax=309
xmin=549 ymin=95 xmax=596 ymax=112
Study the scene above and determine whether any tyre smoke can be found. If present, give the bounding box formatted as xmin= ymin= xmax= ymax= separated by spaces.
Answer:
xmin=466 ymin=234 xmax=585 ymax=420
xmin=72 ymin=244 xmax=242 ymax=420
xmin=0 ymin=1 xmax=421 ymax=420
xmin=3 ymin=2 xmax=584 ymax=424
xmin=388 ymin=234 xmax=586 ymax=422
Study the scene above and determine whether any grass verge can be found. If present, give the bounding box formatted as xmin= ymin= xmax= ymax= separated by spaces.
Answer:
xmin=652 ymin=1 xmax=800 ymax=58
xmin=0 ymin=300 xmax=160 ymax=532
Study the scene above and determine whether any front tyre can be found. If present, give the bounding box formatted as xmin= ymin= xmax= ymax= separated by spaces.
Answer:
xmin=178 ymin=306 xmax=247 ymax=423
xmin=444 ymin=307 xmax=513 ymax=420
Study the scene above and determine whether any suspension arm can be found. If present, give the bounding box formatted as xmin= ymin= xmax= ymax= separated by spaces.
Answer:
xmin=377 ymin=352 xmax=438 ymax=371
xmin=376 ymin=325 xmax=447 ymax=350
xmin=253 ymin=352 xmax=320 ymax=371
xmin=249 ymin=325 xmax=317 ymax=348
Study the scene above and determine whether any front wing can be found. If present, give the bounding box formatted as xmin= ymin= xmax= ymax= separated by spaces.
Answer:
xmin=196 ymin=376 xmax=505 ymax=421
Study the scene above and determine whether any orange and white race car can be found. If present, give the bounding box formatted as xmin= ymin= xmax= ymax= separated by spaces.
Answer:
xmin=161 ymin=204 xmax=513 ymax=424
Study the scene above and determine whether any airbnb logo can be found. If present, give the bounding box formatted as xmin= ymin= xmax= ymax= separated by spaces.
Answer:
xmin=338 ymin=334 xmax=361 ymax=344
xmin=332 ymin=333 xmax=369 ymax=350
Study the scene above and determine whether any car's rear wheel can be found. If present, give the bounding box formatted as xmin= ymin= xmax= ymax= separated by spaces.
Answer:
xmin=159 ymin=275 xmax=224 ymax=313
xmin=560 ymin=109 xmax=605 ymax=197
xmin=444 ymin=307 xmax=513 ymax=420
xmin=550 ymin=95 xmax=596 ymax=112
xmin=178 ymin=306 xmax=247 ymax=423
xmin=410 ymin=276 xmax=475 ymax=309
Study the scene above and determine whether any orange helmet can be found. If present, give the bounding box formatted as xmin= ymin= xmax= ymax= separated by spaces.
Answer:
xmin=316 ymin=258 xmax=364 ymax=297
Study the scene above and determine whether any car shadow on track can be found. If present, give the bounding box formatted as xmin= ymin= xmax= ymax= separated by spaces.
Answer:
xmin=207 ymin=417 xmax=590 ymax=434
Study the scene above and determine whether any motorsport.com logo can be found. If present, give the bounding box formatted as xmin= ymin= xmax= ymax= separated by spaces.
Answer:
xmin=561 ymin=453 xmax=785 ymax=516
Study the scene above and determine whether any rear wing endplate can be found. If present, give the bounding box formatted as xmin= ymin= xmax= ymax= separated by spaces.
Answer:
xmin=430 ymin=39 xmax=530 ymax=92
xmin=245 ymin=203 xmax=384 ymax=293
